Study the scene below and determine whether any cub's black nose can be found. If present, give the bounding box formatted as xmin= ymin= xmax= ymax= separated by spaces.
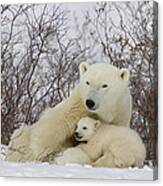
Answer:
xmin=74 ymin=132 xmax=79 ymax=137
xmin=86 ymin=99 xmax=95 ymax=109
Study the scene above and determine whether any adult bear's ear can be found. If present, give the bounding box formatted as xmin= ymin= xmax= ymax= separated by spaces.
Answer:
xmin=95 ymin=120 xmax=101 ymax=129
xmin=120 ymin=68 xmax=130 ymax=81
xmin=79 ymin=62 xmax=90 ymax=76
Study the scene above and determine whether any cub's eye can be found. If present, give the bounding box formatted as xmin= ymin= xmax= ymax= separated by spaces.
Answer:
xmin=102 ymin=84 xmax=108 ymax=88
xmin=86 ymin=81 xmax=90 ymax=85
xmin=83 ymin=126 xmax=87 ymax=130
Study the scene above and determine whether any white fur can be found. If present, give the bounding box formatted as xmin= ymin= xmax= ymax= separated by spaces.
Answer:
xmin=56 ymin=117 xmax=146 ymax=168
xmin=74 ymin=117 xmax=100 ymax=142
xmin=6 ymin=63 xmax=132 ymax=162
xmin=6 ymin=87 xmax=89 ymax=162
xmin=79 ymin=62 xmax=132 ymax=126
xmin=55 ymin=147 xmax=91 ymax=165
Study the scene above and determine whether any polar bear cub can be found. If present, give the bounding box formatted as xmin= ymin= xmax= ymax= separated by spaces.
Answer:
xmin=74 ymin=117 xmax=101 ymax=142
xmin=55 ymin=117 xmax=146 ymax=168
xmin=54 ymin=117 xmax=96 ymax=165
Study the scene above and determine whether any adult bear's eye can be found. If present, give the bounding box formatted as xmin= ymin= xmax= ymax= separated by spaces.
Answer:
xmin=102 ymin=84 xmax=108 ymax=88
xmin=86 ymin=81 xmax=90 ymax=85
xmin=83 ymin=126 xmax=87 ymax=130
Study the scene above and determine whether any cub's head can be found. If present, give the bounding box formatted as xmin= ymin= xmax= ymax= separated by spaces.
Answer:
xmin=79 ymin=62 xmax=130 ymax=121
xmin=74 ymin=117 xmax=101 ymax=142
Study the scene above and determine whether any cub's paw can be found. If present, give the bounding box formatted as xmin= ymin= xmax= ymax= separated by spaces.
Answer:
xmin=114 ymin=155 xmax=135 ymax=168
xmin=55 ymin=156 xmax=66 ymax=165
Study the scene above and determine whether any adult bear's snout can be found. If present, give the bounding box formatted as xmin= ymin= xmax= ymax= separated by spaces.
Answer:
xmin=86 ymin=99 xmax=95 ymax=110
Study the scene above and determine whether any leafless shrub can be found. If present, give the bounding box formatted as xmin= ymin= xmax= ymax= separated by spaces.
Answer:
xmin=1 ymin=4 xmax=88 ymax=145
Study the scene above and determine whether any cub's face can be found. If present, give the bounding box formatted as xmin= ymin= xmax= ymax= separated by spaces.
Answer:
xmin=79 ymin=62 xmax=130 ymax=117
xmin=74 ymin=117 xmax=100 ymax=142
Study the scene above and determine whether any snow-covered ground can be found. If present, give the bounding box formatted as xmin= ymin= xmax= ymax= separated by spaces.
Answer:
xmin=0 ymin=145 xmax=155 ymax=180
xmin=0 ymin=161 xmax=154 ymax=180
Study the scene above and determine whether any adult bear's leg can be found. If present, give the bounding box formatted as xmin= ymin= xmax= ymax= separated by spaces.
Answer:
xmin=54 ymin=147 xmax=91 ymax=165
xmin=6 ymin=125 xmax=34 ymax=162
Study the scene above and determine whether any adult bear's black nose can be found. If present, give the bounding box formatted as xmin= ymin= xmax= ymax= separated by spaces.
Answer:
xmin=86 ymin=99 xmax=95 ymax=109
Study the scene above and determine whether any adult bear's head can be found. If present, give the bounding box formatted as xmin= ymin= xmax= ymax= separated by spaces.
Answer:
xmin=78 ymin=62 xmax=131 ymax=124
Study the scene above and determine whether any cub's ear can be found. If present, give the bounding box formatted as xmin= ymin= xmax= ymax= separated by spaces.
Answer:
xmin=79 ymin=62 xmax=90 ymax=76
xmin=94 ymin=120 xmax=101 ymax=129
xmin=120 ymin=68 xmax=130 ymax=81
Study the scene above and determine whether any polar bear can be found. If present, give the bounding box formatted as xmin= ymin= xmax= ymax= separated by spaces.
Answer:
xmin=54 ymin=117 xmax=99 ymax=165
xmin=55 ymin=117 xmax=146 ymax=168
xmin=6 ymin=87 xmax=91 ymax=162
xmin=6 ymin=62 xmax=132 ymax=162
xmin=79 ymin=62 xmax=132 ymax=126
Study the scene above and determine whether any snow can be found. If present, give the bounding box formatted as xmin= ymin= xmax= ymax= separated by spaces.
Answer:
xmin=0 ymin=160 xmax=154 ymax=180
xmin=0 ymin=145 xmax=154 ymax=180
